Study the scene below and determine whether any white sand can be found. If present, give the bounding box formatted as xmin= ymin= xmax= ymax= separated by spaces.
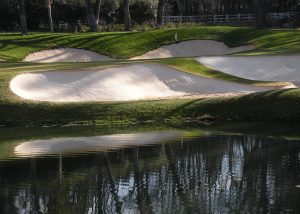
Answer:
xmin=197 ymin=55 xmax=300 ymax=84
xmin=10 ymin=64 xmax=270 ymax=102
xmin=14 ymin=131 xmax=183 ymax=157
xmin=131 ymin=40 xmax=255 ymax=60
xmin=23 ymin=48 xmax=115 ymax=62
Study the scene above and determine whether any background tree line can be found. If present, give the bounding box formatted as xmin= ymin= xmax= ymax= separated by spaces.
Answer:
xmin=0 ymin=0 xmax=299 ymax=33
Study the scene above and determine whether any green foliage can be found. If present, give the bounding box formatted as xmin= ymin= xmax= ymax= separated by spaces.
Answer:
xmin=78 ymin=25 xmax=90 ymax=33
xmin=129 ymin=0 xmax=155 ymax=24
xmin=132 ymin=22 xmax=156 ymax=32
xmin=98 ymin=24 xmax=125 ymax=32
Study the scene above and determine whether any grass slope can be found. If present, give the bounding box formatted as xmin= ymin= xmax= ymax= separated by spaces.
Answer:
xmin=0 ymin=88 xmax=299 ymax=126
xmin=0 ymin=60 xmax=299 ymax=126
xmin=0 ymin=26 xmax=299 ymax=125
xmin=0 ymin=26 xmax=300 ymax=61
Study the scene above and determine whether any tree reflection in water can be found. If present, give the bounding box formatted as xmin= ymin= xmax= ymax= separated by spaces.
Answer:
xmin=0 ymin=134 xmax=299 ymax=213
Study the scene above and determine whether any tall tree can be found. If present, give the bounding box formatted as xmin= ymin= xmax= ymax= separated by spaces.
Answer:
xmin=157 ymin=0 xmax=165 ymax=26
xmin=253 ymin=0 xmax=266 ymax=28
xmin=19 ymin=0 xmax=28 ymax=35
xmin=95 ymin=0 xmax=101 ymax=25
xmin=123 ymin=0 xmax=131 ymax=31
xmin=85 ymin=0 xmax=98 ymax=32
xmin=47 ymin=0 xmax=54 ymax=32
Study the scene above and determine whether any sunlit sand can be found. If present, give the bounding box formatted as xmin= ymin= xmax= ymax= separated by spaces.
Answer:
xmin=10 ymin=63 xmax=269 ymax=102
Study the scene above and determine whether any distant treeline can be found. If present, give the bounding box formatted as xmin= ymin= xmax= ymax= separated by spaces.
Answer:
xmin=0 ymin=0 xmax=300 ymax=32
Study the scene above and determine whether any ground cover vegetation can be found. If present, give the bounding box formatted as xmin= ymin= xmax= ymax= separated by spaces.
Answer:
xmin=0 ymin=1 xmax=299 ymax=126
xmin=0 ymin=58 xmax=299 ymax=126
xmin=1 ymin=26 xmax=300 ymax=61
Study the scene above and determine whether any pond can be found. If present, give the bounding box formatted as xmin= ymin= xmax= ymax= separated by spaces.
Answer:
xmin=0 ymin=124 xmax=299 ymax=213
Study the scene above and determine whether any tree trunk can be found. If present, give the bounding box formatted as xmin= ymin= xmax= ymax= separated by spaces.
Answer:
xmin=47 ymin=0 xmax=54 ymax=32
xmin=19 ymin=0 xmax=28 ymax=35
xmin=253 ymin=0 xmax=266 ymax=28
xmin=123 ymin=0 xmax=131 ymax=31
xmin=85 ymin=0 xmax=98 ymax=32
xmin=157 ymin=0 xmax=165 ymax=27
xmin=95 ymin=0 xmax=101 ymax=25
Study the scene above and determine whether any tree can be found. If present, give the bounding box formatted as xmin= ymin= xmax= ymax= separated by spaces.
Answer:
xmin=123 ymin=0 xmax=131 ymax=31
xmin=95 ymin=0 xmax=102 ymax=25
xmin=47 ymin=0 xmax=53 ymax=32
xmin=19 ymin=0 xmax=28 ymax=35
xmin=253 ymin=0 xmax=265 ymax=28
xmin=85 ymin=0 xmax=98 ymax=32
xmin=157 ymin=0 xmax=165 ymax=26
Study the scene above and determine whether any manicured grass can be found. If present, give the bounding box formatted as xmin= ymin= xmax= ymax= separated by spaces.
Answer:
xmin=0 ymin=60 xmax=299 ymax=126
xmin=0 ymin=58 xmax=286 ymax=88
xmin=0 ymin=26 xmax=299 ymax=126
xmin=1 ymin=26 xmax=300 ymax=61
xmin=0 ymin=88 xmax=300 ymax=126
xmin=158 ymin=58 xmax=286 ymax=86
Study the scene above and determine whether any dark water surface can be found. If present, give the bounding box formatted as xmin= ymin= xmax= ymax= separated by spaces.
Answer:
xmin=0 ymin=124 xmax=299 ymax=213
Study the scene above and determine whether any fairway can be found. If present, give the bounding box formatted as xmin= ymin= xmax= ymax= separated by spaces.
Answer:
xmin=0 ymin=26 xmax=300 ymax=124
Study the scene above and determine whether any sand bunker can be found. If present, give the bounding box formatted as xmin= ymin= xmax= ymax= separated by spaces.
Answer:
xmin=14 ymin=131 xmax=183 ymax=157
xmin=23 ymin=48 xmax=114 ymax=62
xmin=131 ymin=40 xmax=255 ymax=60
xmin=197 ymin=55 xmax=300 ymax=84
xmin=10 ymin=63 xmax=269 ymax=102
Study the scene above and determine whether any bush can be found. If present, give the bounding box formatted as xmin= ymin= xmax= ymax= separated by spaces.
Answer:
xmin=98 ymin=24 xmax=125 ymax=32
xmin=78 ymin=25 xmax=89 ymax=33
xmin=161 ymin=22 xmax=202 ymax=29
xmin=132 ymin=22 xmax=156 ymax=32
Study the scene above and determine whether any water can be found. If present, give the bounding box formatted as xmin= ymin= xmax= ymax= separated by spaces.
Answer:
xmin=0 ymin=124 xmax=299 ymax=213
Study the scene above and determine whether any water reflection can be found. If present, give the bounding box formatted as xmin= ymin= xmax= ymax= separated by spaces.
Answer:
xmin=0 ymin=131 xmax=299 ymax=213
xmin=14 ymin=131 xmax=183 ymax=157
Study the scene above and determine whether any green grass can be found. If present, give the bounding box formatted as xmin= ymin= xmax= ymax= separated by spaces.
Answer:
xmin=1 ymin=26 xmax=300 ymax=61
xmin=158 ymin=58 xmax=286 ymax=86
xmin=0 ymin=60 xmax=299 ymax=126
xmin=0 ymin=58 xmax=286 ymax=87
xmin=0 ymin=26 xmax=299 ymax=125
xmin=0 ymin=88 xmax=300 ymax=126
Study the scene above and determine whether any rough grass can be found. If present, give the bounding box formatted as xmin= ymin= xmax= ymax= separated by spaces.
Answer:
xmin=1 ymin=26 xmax=300 ymax=61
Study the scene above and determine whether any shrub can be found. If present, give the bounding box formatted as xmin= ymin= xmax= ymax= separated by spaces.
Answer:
xmin=78 ymin=25 xmax=89 ymax=33
xmin=98 ymin=24 xmax=125 ymax=32
xmin=132 ymin=22 xmax=156 ymax=32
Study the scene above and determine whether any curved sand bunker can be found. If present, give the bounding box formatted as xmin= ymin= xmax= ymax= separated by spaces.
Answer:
xmin=14 ymin=131 xmax=183 ymax=157
xmin=23 ymin=48 xmax=114 ymax=62
xmin=10 ymin=64 xmax=270 ymax=102
xmin=197 ymin=55 xmax=300 ymax=85
xmin=131 ymin=40 xmax=255 ymax=60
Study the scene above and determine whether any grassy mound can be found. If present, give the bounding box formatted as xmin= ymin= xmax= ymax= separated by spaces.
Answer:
xmin=0 ymin=26 xmax=299 ymax=126
xmin=0 ymin=26 xmax=300 ymax=61
xmin=0 ymin=60 xmax=298 ymax=126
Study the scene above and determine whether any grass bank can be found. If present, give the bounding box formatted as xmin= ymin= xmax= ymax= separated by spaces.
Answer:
xmin=0 ymin=60 xmax=299 ymax=126
xmin=0 ymin=26 xmax=300 ymax=61
xmin=0 ymin=88 xmax=299 ymax=126
xmin=0 ymin=58 xmax=285 ymax=88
